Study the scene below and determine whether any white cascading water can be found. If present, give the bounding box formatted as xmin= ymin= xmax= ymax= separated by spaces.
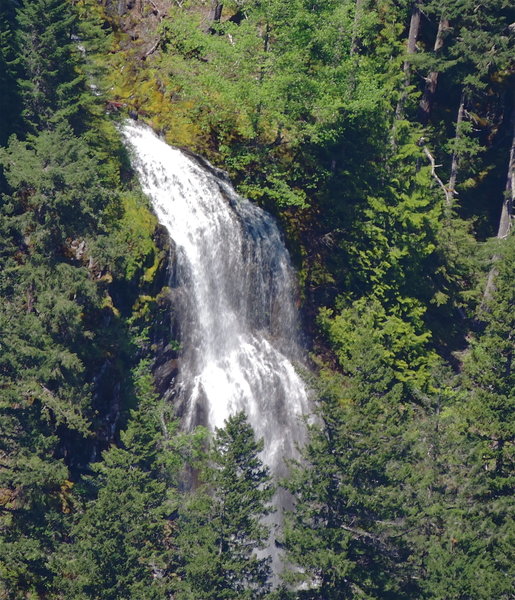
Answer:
xmin=122 ymin=121 xmax=310 ymax=486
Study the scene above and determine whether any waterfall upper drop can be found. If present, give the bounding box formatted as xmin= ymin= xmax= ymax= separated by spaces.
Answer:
xmin=122 ymin=121 xmax=310 ymax=477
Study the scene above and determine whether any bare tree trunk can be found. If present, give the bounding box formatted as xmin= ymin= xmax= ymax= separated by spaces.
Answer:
xmin=209 ymin=0 xmax=223 ymax=23
xmin=482 ymin=114 xmax=514 ymax=304
xmin=204 ymin=0 xmax=223 ymax=32
xmin=497 ymin=117 xmax=515 ymax=239
xmin=418 ymin=16 xmax=449 ymax=124
xmin=395 ymin=3 xmax=422 ymax=121
xmin=445 ymin=92 xmax=465 ymax=208
xmin=406 ymin=5 xmax=422 ymax=61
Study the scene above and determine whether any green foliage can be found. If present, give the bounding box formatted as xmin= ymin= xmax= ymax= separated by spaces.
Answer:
xmin=0 ymin=1 xmax=21 ymax=145
xmin=0 ymin=8 xmax=162 ymax=593
xmin=15 ymin=0 xmax=92 ymax=134
xmin=401 ymin=351 xmax=514 ymax=600
xmin=175 ymin=412 xmax=274 ymax=600
xmin=106 ymin=0 xmax=406 ymax=210
xmin=283 ymin=368 xmax=414 ymax=599
xmin=1 ymin=0 xmax=514 ymax=598
xmin=0 ymin=121 xmax=113 ymax=596
xmin=85 ymin=199 xmax=159 ymax=293
xmin=463 ymin=238 xmax=515 ymax=481
xmin=319 ymin=297 xmax=436 ymax=387
xmin=0 ymin=123 xmax=119 ymax=252
xmin=53 ymin=360 xmax=184 ymax=600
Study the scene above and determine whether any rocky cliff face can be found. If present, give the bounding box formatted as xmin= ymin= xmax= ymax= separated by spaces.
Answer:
xmin=150 ymin=223 xmax=179 ymax=398
xmin=78 ymin=216 xmax=176 ymax=466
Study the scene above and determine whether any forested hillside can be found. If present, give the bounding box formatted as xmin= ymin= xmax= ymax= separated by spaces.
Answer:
xmin=0 ymin=0 xmax=513 ymax=598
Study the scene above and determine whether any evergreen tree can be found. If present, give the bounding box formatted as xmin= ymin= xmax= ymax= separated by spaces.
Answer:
xmin=0 ymin=370 xmax=76 ymax=598
xmin=399 ymin=236 xmax=514 ymax=600
xmin=0 ymin=126 xmax=103 ymax=597
xmin=0 ymin=255 xmax=92 ymax=596
xmin=399 ymin=368 xmax=473 ymax=600
xmin=15 ymin=0 xmax=90 ymax=133
xmin=175 ymin=412 xmax=274 ymax=600
xmin=283 ymin=333 xmax=415 ymax=599
xmin=463 ymin=237 xmax=515 ymax=494
xmin=0 ymin=120 xmax=122 ymax=598
xmin=0 ymin=0 xmax=21 ymax=145
xmin=438 ymin=236 xmax=515 ymax=600
xmin=0 ymin=123 xmax=117 ymax=252
xmin=54 ymin=361 xmax=184 ymax=600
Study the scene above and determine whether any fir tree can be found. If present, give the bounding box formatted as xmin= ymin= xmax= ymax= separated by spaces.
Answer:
xmin=463 ymin=237 xmax=515 ymax=494
xmin=0 ymin=0 xmax=21 ymax=145
xmin=0 ymin=122 xmax=116 ymax=252
xmin=439 ymin=236 xmax=515 ymax=600
xmin=282 ymin=332 xmax=415 ymax=599
xmin=54 ymin=361 xmax=183 ymax=600
xmin=15 ymin=0 xmax=90 ymax=133
xmin=176 ymin=412 xmax=275 ymax=600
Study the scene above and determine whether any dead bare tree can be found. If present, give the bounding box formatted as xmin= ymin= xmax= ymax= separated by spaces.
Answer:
xmin=204 ymin=0 xmax=223 ymax=33
xmin=395 ymin=2 xmax=423 ymax=121
xmin=418 ymin=16 xmax=450 ymax=124
xmin=482 ymin=112 xmax=514 ymax=304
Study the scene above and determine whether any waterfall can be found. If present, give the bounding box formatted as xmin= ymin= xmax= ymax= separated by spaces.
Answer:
xmin=122 ymin=121 xmax=310 ymax=482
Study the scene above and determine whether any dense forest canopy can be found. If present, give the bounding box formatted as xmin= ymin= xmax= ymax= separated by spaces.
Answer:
xmin=0 ymin=0 xmax=513 ymax=598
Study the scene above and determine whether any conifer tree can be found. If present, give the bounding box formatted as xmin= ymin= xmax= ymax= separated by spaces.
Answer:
xmin=175 ymin=412 xmax=274 ymax=600
xmin=0 ymin=118 xmax=121 ymax=599
xmin=283 ymin=331 xmax=415 ymax=599
xmin=439 ymin=237 xmax=515 ymax=600
xmin=0 ymin=122 xmax=116 ymax=252
xmin=398 ymin=369 xmax=472 ymax=600
xmin=0 ymin=0 xmax=21 ymax=145
xmin=402 ymin=241 xmax=514 ymax=600
xmin=464 ymin=237 xmax=514 ymax=495
xmin=54 ymin=361 xmax=183 ymax=600
xmin=15 ymin=0 xmax=89 ymax=133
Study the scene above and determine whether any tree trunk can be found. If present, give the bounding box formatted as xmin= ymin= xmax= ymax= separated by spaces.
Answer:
xmin=446 ymin=92 xmax=466 ymax=209
xmin=418 ymin=16 xmax=449 ymax=125
xmin=204 ymin=0 xmax=223 ymax=32
xmin=209 ymin=0 xmax=223 ymax=23
xmin=482 ymin=113 xmax=514 ymax=304
xmin=497 ymin=116 xmax=514 ymax=239
xmin=395 ymin=3 xmax=422 ymax=121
